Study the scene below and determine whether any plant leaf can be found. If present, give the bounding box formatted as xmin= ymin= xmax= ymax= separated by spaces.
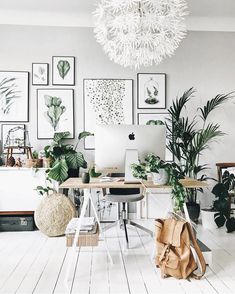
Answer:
xmin=78 ymin=131 xmax=94 ymax=140
xmin=57 ymin=60 xmax=70 ymax=79
xmin=48 ymin=158 xmax=68 ymax=182
xmin=53 ymin=132 xmax=70 ymax=143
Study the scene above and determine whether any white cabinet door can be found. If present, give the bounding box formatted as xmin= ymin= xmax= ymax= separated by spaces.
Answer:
xmin=0 ymin=168 xmax=46 ymax=211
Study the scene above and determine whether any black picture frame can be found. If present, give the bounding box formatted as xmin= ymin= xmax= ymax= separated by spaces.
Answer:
xmin=1 ymin=123 xmax=26 ymax=154
xmin=32 ymin=63 xmax=49 ymax=86
xmin=37 ymin=88 xmax=75 ymax=140
xmin=0 ymin=71 xmax=29 ymax=122
xmin=52 ymin=56 xmax=75 ymax=86
xmin=137 ymin=112 xmax=173 ymax=162
xmin=83 ymin=78 xmax=134 ymax=150
xmin=137 ymin=73 xmax=166 ymax=110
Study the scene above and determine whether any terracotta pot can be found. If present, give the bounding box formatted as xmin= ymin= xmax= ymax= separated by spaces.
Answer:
xmin=25 ymin=158 xmax=43 ymax=168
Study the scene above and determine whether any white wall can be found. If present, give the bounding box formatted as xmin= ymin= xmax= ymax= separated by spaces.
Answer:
xmin=0 ymin=25 xmax=235 ymax=206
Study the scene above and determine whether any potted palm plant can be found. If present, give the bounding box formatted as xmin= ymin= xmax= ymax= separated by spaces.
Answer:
xmin=45 ymin=131 xmax=93 ymax=183
xmin=166 ymin=88 xmax=234 ymax=222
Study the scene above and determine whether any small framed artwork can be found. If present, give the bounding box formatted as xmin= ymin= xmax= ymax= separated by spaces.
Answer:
xmin=137 ymin=113 xmax=173 ymax=161
xmin=52 ymin=56 xmax=75 ymax=86
xmin=32 ymin=63 xmax=49 ymax=85
xmin=1 ymin=124 xmax=25 ymax=154
xmin=37 ymin=88 xmax=74 ymax=139
xmin=137 ymin=73 xmax=166 ymax=109
xmin=0 ymin=71 xmax=29 ymax=122
xmin=84 ymin=79 xmax=134 ymax=149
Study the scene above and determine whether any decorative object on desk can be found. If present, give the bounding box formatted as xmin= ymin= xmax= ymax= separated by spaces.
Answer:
xmin=45 ymin=131 xmax=93 ymax=182
xmin=83 ymin=79 xmax=133 ymax=149
xmin=1 ymin=124 xmax=25 ymax=154
xmin=35 ymin=192 xmax=76 ymax=237
xmin=0 ymin=71 xmax=29 ymax=122
xmin=15 ymin=157 xmax=22 ymax=167
xmin=131 ymin=153 xmax=185 ymax=211
xmin=138 ymin=113 xmax=173 ymax=162
xmin=32 ymin=63 xmax=49 ymax=85
xmin=89 ymin=164 xmax=102 ymax=178
xmin=93 ymin=0 xmax=188 ymax=69
xmin=37 ymin=88 xmax=74 ymax=139
xmin=137 ymin=73 xmax=166 ymax=109
xmin=7 ymin=155 xmax=15 ymax=167
xmin=25 ymin=150 xmax=43 ymax=168
xmin=81 ymin=172 xmax=90 ymax=184
xmin=52 ymin=56 xmax=75 ymax=86
xmin=167 ymin=88 xmax=234 ymax=222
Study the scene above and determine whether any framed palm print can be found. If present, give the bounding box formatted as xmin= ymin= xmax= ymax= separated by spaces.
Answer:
xmin=137 ymin=113 xmax=173 ymax=161
xmin=32 ymin=63 xmax=49 ymax=85
xmin=1 ymin=124 xmax=25 ymax=154
xmin=52 ymin=56 xmax=75 ymax=85
xmin=0 ymin=71 xmax=29 ymax=122
xmin=84 ymin=79 xmax=133 ymax=149
xmin=137 ymin=73 xmax=166 ymax=109
xmin=37 ymin=89 xmax=74 ymax=139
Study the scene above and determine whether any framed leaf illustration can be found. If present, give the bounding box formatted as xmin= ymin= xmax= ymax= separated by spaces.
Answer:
xmin=37 ymin=89 xmax=74 ymax=139
xmin=0 ymin=71 xmax=29 ymax=122
xmin=32 ymin=63 xmax=49 ymax=85
xmin=52 ymin=56 xmax=75 ymax=86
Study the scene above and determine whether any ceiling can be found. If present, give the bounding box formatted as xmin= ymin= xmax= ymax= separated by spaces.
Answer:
xmin=0 ymin=0 xmax=235 ymax=31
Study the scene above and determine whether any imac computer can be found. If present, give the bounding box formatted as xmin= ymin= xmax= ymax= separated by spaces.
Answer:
xmin=95 ymin=124 xmax=166 ymax=183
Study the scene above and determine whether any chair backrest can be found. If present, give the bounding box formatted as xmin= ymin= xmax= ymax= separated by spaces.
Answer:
xmin=109 ymin=173 xmax=140 ymax=195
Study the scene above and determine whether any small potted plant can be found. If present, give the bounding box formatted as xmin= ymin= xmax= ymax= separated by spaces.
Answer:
xmin=25 ymin=150 xmax=43 ymax=168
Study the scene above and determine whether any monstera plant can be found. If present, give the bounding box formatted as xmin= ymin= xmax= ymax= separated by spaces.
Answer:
xmin=45 ymin=131 xmax=93 ymax=183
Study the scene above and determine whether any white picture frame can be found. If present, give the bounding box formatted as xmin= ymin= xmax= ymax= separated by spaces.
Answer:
xmin=52 ymin=56 xmax=75 ymax=85
xmin=83 ymin=79 xmax=133 ymax=149
xmin=137 ymin=73 xmax=166 ymax=109
xmin=32 ymin=63 xmax=49 ymax=85
xmin=0 ymin=71 xmax=29 ymax=122
xmin=37 ymin=88 xmax=74 ymax=139
xmin=137 ymin=113 xmax=173 ymax=161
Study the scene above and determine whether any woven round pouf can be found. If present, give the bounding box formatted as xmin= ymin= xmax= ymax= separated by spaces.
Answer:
xmin=35 ymin=193 xmax=76 ymax=237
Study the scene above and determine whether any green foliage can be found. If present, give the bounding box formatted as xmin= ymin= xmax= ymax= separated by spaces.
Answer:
xmin=46 ymin=131 xmax=93 ymax=183
xmin=44 ymin=95 xmax=66 ymax=131
xmin=57 ymin=60 xmax=70 ymax=79
xmin=32 ymin=150 xmax=39 ymax=159
xmin=131 ymin=153 xmax=186 ymax=211
xmin=167 ymin=88 xmax=234 ymax=203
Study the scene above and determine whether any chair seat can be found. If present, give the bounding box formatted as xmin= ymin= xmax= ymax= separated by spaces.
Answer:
xmin=105 ymin=193 xmax=144 ymax=203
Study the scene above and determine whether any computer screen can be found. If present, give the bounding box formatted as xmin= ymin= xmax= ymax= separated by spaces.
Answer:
xmin=95 ymin=124 xmax=166 ymax=174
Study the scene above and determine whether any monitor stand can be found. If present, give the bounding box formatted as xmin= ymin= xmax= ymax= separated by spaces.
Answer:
xmin=124 ymin=149 xmax=140 ymax=183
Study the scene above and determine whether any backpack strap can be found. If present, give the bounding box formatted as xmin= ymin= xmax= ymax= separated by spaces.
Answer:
xmin=186 ymin=222 xmax=206 ymax=278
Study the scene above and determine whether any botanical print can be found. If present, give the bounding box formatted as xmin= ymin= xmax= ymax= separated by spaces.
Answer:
xmin=84 ymin=79 xmax=133 ymax=149
xmin=0 ymin=71 xmax=29 ymax=122
xmin=52 ymin=56 xmax=75 ymax=85
xmin=1 ymin=124 xmax=25 ymax=154
xmin=138 ymin=73 xmax=166 ymax=109
xmin=138 ymin=113 xmax=173 ymax=161
xmin=37 ymin=89 xmax=74 ymax=139
xmin=32 ymin=63 xmax=49 ymax=85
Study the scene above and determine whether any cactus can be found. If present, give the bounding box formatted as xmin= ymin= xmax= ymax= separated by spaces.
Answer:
xmin=44 ymin=95 xmax=66 ymax=131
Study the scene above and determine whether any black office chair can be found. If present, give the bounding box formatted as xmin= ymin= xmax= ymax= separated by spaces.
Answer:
xmin=104 ymin=173 xmax=153 ymax=248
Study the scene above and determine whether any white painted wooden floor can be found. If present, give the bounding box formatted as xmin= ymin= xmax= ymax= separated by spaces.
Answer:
xmin=0 ymin=221 xmax=235 ymax=294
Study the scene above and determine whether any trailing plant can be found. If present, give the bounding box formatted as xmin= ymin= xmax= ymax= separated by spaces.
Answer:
xmin=0 ymin=77 xmax=20 ymax=115
xmin=166 ymin=88 xmax=234 ymax=203
xmin=45 ymin=131 xmax=93 ymax=183
xmin=131 ymin=153 xmax=186 ymax=211
xmin=35 ymin=177 xmax=55 ymax=196
xmin=212 ymin=170 xmax=235 ymax=232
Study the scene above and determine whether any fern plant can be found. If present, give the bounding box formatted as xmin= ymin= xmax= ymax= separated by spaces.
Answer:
xmin=45 ymin=131 xmax=93 ymax=183
xmin=167 ymin=88 xmax=234 ymax=203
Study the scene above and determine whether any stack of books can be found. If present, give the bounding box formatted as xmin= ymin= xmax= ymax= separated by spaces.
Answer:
xmin=65 ymin=217 xmax=99 ymax=247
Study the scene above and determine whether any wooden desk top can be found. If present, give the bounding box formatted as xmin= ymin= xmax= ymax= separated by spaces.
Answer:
xmin=59 ymin=177 xmax=208 ymax=190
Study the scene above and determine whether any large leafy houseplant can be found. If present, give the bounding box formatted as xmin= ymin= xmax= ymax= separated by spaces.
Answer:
xmin=45 ymin=131 xmax=93 ymax=183
xmin=167 ymin=88 xmax=234 ymax=207
xmin=131 ymin=153 xmax=186 ymax=211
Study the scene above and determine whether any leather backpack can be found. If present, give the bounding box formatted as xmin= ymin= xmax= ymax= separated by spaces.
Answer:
xmin=155 ymin=218 xmax=206 ymax=279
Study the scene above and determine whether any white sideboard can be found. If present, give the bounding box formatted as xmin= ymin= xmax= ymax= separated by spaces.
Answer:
xmin=0 ymin=167 xmax=46 ymax=213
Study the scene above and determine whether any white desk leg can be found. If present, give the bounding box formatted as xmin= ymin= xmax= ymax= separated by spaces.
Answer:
xmin=65 ymin=188 xmax=89 ymax=283
xmin=87 ymin=188 xmax=113 ymax=265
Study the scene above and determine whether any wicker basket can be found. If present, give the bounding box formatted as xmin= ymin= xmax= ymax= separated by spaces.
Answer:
xmin=66 ymin=224 xmax=99 ymax=247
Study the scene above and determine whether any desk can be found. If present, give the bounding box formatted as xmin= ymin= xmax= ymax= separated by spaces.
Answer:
xmin=59 ymin=177 xmax=209 ymax=281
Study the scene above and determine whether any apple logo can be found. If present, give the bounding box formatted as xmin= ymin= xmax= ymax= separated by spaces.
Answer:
xmin=129 ymin=132 xmax=135 ymax=140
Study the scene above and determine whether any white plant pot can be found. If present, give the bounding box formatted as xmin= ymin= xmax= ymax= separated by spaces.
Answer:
xmin=151 ymin=169 xmax=169 ymax=185
xmin=201 ymin=209 xmax=218 ymax=230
